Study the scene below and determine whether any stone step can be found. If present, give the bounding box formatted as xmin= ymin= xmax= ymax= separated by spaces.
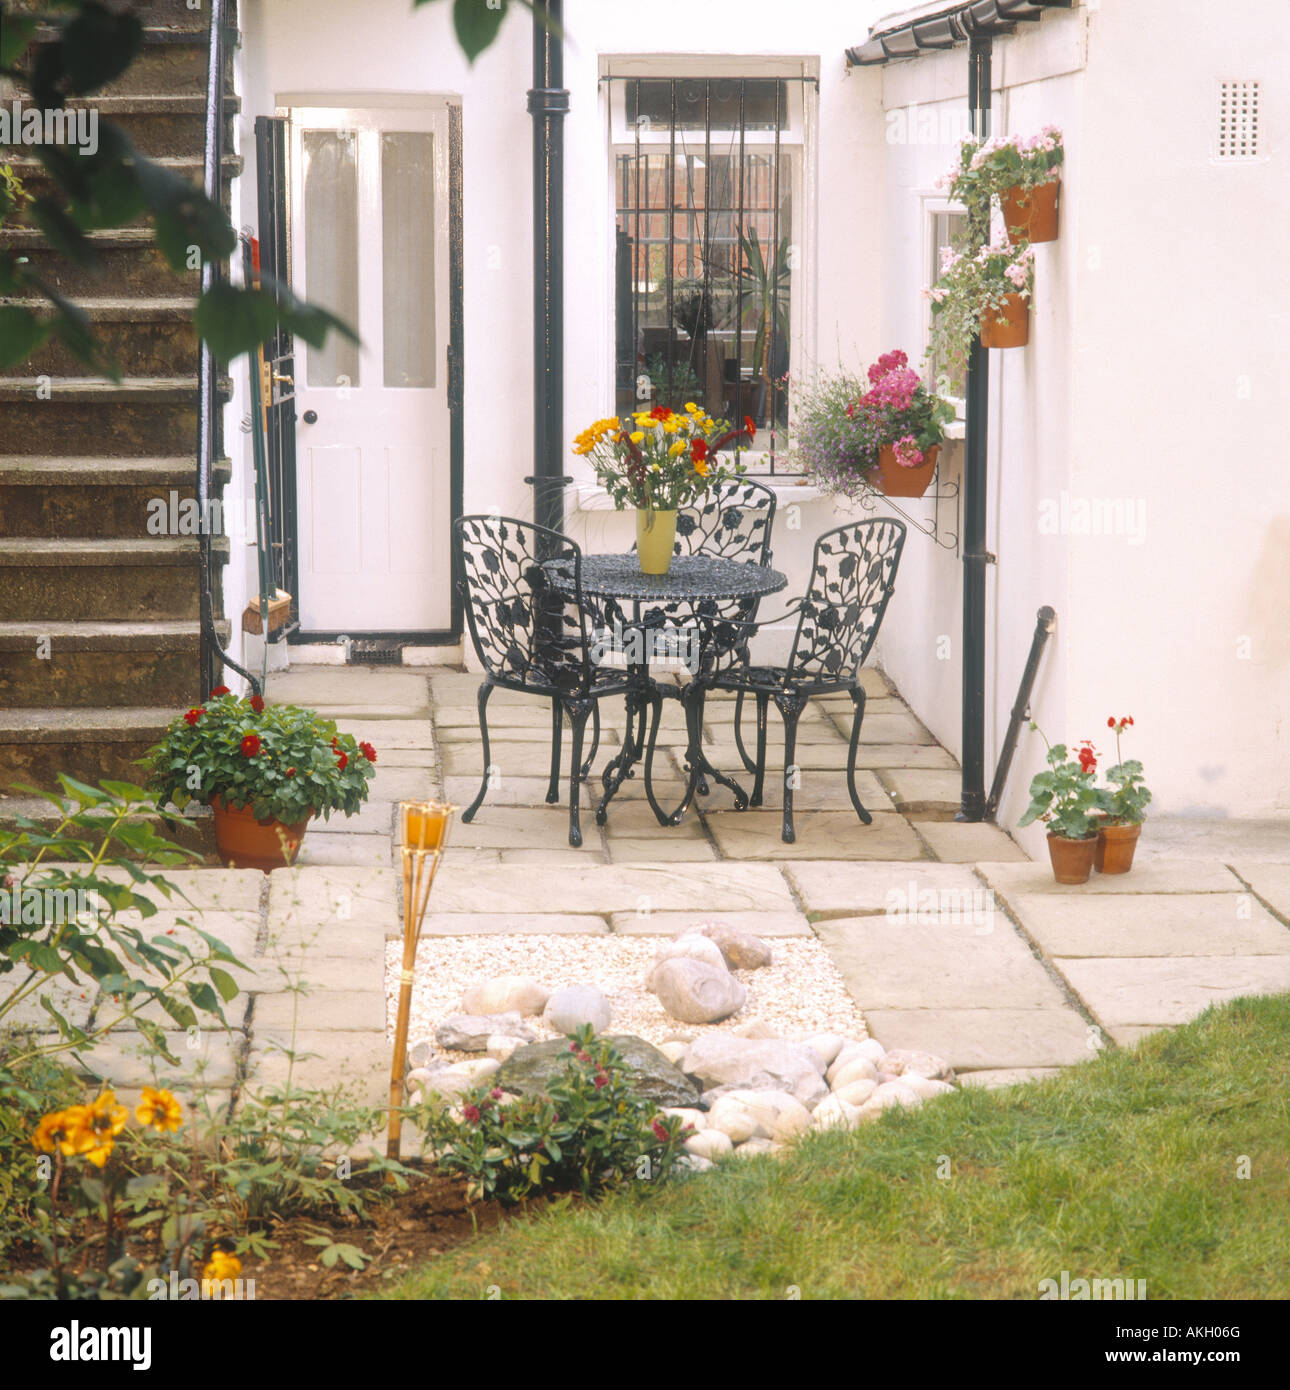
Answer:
xmin=67 ymin=93 xmax=237 ymax=158
xmin=0 ymin=298 xmax=198 ymax=380
xmin=0 ymin=228 xmax=199 ymax=299
xmin=0 ymin=535 xmax=226 ymax=621
xmin=0 ymin=704 xmax=222 ymax=806
xmin=21 ymin=25 xmax=227 ymax=97
xmin=6 ymin=153 xmax=242 ymax=220
xmin=0 ymin=619 xmax=223 ymax=708
xmin=9 ymin=0 xmax=217 ymax=32
xmin=0 ymin=376 xmax=220 ymax=457
xmin=0 ymin=455 xmax=230 ymax=539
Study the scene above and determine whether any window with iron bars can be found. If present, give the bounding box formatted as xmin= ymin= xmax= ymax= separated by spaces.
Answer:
xmin=609 ymin=76 xmax=808 ymax=476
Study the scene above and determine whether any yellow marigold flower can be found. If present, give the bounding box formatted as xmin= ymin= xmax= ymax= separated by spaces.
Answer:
xmin=32 ymin=1110 xmax=70 ymax=1154
xmin=35 ymin=1103 xmax=95 ymax=1158
xmin=668 ymin=440 xmax=686 ymax=456
xmin=91 ymin=1090 xmax=129 ymax=1137
xmin=685 ymin=402 xmax=699 ymax=414
xmin=662 ymin=420 xmax=679 ymax=434
xmin=629 ymin=431 xmax=645 ymax=444
xmin=202 ymin=1251 xmax=242 ymax=1297
xmin=136 ymin=1086 xmax=183 ymax=1134
xmin=694 ymin=458 xmax=710 ymax=477
xmin=81 ymin=1133 xmax=115 ymax=1168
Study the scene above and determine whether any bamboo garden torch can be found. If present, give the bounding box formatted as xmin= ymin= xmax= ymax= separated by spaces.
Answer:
xmin=388 ymin=800 xmax=455 ymax=1159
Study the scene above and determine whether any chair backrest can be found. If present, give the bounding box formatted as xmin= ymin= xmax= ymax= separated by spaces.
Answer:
xmin=786 ymin=519 xmax=907 ymax=683
xmin=674 ymin=478 xmax=776 ymax=567
xmin=453 ymin=515 xmax=592 ymax=692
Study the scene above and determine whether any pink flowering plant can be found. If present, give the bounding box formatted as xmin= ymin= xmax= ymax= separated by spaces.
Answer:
xmin=415 ymin=1026 xmax=691 ymax=1205
xmin=926 ymin=235 xmax=1035 ymax=375
xmin=943 ymin=126 xmax=1064 ymax=219
xmin=792 ymin=350 xmax=954 ymax=500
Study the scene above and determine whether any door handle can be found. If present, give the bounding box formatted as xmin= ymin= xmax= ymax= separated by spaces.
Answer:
xmin=302 ymin=409 xmax=318 ymax=424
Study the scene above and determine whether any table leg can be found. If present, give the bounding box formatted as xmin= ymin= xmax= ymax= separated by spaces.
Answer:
xmin=594 ymin=670 xmax=655 ymax=825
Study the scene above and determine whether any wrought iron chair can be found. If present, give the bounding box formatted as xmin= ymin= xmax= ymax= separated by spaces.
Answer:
xmin=705 ymin=518 xmax=908 ymax=843
xmin=453 ymin=515 xmax=630 ymax=847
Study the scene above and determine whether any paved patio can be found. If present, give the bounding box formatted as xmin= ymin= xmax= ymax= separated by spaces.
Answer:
xmin=39 ymin=665 xmax=1290 ymax=1128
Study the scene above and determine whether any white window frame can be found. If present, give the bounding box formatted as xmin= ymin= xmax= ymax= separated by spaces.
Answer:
xmin=920 ymin=191 xmax=968 ymax=420
xmin=602 ymin=57 xmax=818 ymax=478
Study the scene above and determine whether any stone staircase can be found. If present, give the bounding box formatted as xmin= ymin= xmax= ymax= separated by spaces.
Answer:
xmin=0 ymin=0 xmax=239 ymax=801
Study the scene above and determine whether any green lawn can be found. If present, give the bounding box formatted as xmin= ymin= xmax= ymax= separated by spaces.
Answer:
xmin=382 ymin=995 xmax=1290 ymax=1300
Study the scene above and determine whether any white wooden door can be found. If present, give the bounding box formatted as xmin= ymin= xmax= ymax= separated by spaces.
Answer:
xmin=289 ymin=105 xmax=452 ymax=632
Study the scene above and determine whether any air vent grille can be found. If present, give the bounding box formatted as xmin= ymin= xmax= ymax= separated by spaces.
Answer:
xmin=1217 ymin=80 xmax=1260 ymax=160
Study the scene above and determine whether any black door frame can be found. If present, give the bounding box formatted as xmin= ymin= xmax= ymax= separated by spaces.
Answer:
xmin=255 ymin=103 xmax=464 ymax=647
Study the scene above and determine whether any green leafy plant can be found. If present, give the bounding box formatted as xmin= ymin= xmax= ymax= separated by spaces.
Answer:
xmin=0 ymin=777 xmax=245 ymax=1069
xmin=945 ymin=126 xmax=1065 ymax=219
xmin=1018 ymin=725 xmax=1100 ymax=841
xmin=1099 ymin=716 xmax=1151 ymax=825
xmin=926 ymin=234 xmax=1035 ymax=376
xmin=417 ymin=1026 xmax=692 ymax=1205
xmin=0 ymin=1050 xmax=83 ymax=1260
xmin=643 ymin=352 xmax=702 ymax=411
xmin=144 ymin=690 xmax=377 ymax=823
xmin=739 ymin=228 xmax=791 ymax=409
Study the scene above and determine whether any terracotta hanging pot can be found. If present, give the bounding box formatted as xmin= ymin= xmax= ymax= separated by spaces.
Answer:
xmin=210 ymin=797 xmax=313 ymax=872
xmin=1046 ymin=832 xmax=1097 ymax=885
xmin=1095 ymin=820 xmax=1143 ymax=875
xmin=874 ymin=443 xmax=940 ymax=499
xmin=636 ymin=508 xmax=678 ymax=575
xmin=981 ymin=293 xmax=1030 ymax=349
xmin=1001 ymin=179 xmax=1060 ymax=245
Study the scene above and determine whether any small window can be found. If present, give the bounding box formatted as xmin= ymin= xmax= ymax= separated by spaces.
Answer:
xmin=927 ymin=207 xmax=968 ymax=400
xmin=1216 ymin=80 xmax=1260 ymax=160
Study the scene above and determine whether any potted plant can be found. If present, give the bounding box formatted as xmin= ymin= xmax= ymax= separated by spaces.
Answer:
xmin=927 ymin=235 xmax=1035 ymax=371
xmin=1095 ymin=716 xmax=1151 ymax=874
xmin=144 ymin=688 xmax=377 ymax=870
xmin=792 ymin=350 xmax=954 ymax=501
xmin=947 ymin=127 xmax=1064 ymax=244
xmin=1018 ymin=726 xmax=1101 ymax=884
xmin=573 ymin=404 xmax=751 ymax=575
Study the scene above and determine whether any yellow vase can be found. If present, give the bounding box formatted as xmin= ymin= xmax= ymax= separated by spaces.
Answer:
xmin=636 ymin=508 xmax=678 ymax=575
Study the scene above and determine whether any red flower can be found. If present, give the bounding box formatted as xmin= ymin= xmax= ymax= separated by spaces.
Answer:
xmin=335 ymin=749 xmax=349 ymax=771
xmin=286 ymin=767 xmax=296 ymax=777
xmin=743 ymin=414 xmax=756 ymax=436
xmin=1107 ymin=717 xmax=1116 ymax=728
xmin=490 ymin=1088 xmax=503 ymax=1101
xmin=240 ymin=734 xmax=261 ymax=758
xmin=649 ymin=405 xmax=672 ymax=421
xmin=210 ymin=685 xmax=230 ymax=697
xmin=569 ymin=1042 xmax=579 ymax=1053
xmin=651 ymin=1120 xmax=668 ymax=1142
xmin=184 ymin=707 xmax=205 ymax=726
xmin=250 ymin=695 xmax=265 ymax=714
xmin=594 ymin=1071 xmax=609 ymax=1089
xmin=690 ymin=438 xmax=708 ymax=463
xmin=358 ymin=741 xmax=377 ymax=763
xmin=462 ymin=1104 xmax=481 ymax=1124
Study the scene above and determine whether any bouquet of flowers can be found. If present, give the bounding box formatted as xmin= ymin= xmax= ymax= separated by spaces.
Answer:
xmin=573 ymin=404 xmax=752 ymax=514
xmin=793 ymin=350 xmax=954 ymax=500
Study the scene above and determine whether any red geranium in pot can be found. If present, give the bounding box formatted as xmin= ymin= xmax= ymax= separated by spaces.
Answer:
xmin=1018 ymin=725 xmax=1101 ymax=884
xmin=145 ymin=689 xmax=377 ymax=870
xmin=1095 ymin=716 xmax=1151 ymax=874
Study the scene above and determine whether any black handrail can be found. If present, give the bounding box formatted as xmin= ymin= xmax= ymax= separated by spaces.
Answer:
xmin=986 ymin=605 xmax=1055 ymax=820
xmin=197 ymin=0 xmax=261 ymax=697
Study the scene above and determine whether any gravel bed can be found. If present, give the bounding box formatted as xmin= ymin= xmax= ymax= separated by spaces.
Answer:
xmin=385 ymin=934 xmax=868 ymax=1066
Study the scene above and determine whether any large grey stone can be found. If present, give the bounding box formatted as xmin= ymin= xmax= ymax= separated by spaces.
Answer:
xmin=681 ymin=1034 xmax=828 ymax=1107
xmin=700 ymin=923 xmax=773 ymax=970
xmin=651 ymin=957 xmax=747 ymax=1024
xmin=496 ymin=1034 xmax=701 ymax=1108
xmin=543 ymin=985 xmax=612 ymax=1036
xmin=435 ymin=1011 xmax=536 ymax=1052
xmin=461 ymin=975 xmax=549 ymax=1016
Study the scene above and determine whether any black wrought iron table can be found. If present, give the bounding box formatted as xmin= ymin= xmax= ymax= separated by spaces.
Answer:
xmin=546 ymin=554 xmax=787 ymax=827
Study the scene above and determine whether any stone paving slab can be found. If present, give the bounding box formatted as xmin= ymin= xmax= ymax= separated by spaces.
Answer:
xmin=268 ymin=669 xmax=429 ymax=708
xmin=442 ymin=741 xmax=610 ymax=779
xmin=606 ymin=838 xmax=717 ymax=862
xmin=95 ymin=866 xmax=264 ymax=912
xmin=862 ymin=1007 xmax=1095 ymax=1070
xmin=109 ymin=909 xmax=261 ymax=960
xmin=608 ymin=907 xmax=812 ymax=936
xmin=268 ymin=867 xmax=399 ymax=940
xmin=437 ymin=723 xmax=626 ymax=746
xmin=444 ymin=805 xmax=597 ymax=850
xmin=297 ymin=835 xmax=393 ymax=867
xmin=417 ymin=912 xmax=610 ymax=935
xmin=308 ymin=801 xmax=398 ymax=836
xmin=1229 ymin=862 xmax=1290 ymax=920
xmin=1006 ymin=893 xmax=1290 ymax=958
xmin=1057 ymin=955 xmax=1290 ymax=1027
xmin=368 ymin=766 xmax=440 ymax=800
xmin=704 ymin=809 xmax=928 ymax=861
xmin=852 ymin=743 xmax=959 ymax=771
xmin=6 ymin=978 xmax=93 ymax=1029
xmin=814 ymin=915 xmax=1065 ymax=1010
xmin=426 ymin=862 xmax=798 ymax=915
xmin=783 ymin=861 xmax=986 ymax=916
xmin=250 ymin=951 xmax=385 ymax=994
xmin=73 ymin=1029 xmax=242 ymax=1089
xmin=710 ymin=772 xmax=894 ymax=813
xmin=253 ymin=988 xmax=387 ymax=1032
xmin=331 ymin=719 xmax=436 ymax=749
xmin=959 ymin=1067 xmax=1065 ymax=1088
xmin=876 ymin=768 xmax=963 ymax=811
xmin=978 ymin=860 xmax=1244 ymax=896
xmin=244 ymin=1029 xmax=390 ymax=1103
xmin=699 ymin=739 xmax=902 ymax=773
xmin=441 ymin=770 xmax=687 ymax=810
xmin=913 ymin=820 xmax=1028 ymax=863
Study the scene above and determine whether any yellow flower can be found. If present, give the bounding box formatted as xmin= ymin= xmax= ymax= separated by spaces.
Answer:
xmin=629 ymin=431 xmax=645 ymax=444
xmin=668 ymin=440 xmax=686 ymax=457
xmin=202 ymin=1251 xmax=242 ymax=1297
xmin=662 ymin=419 xmax=679 ymax=434
xmin=694 ymin=458 xmax=710 ymax=477
xmin=91 ymin=1090 xmax=129 ymax=1137
xmin=136 ymin=1086 xmax=183 ymax=1134
xmin=684 ymin=402 xmax=700 ymax=414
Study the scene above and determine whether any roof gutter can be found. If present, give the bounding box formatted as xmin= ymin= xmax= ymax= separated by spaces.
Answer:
xmin=845 ymin=0 xmax=1071 ymax=68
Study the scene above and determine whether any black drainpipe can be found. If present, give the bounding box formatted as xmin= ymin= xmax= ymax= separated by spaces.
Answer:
xmin=525 ymin=0 xmax=570 ymax=537
xmin=958 ymin=34 xmax=992 ymax=822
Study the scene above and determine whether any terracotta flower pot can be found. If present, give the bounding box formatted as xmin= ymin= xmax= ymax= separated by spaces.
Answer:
xmin=1001 ymin=179 xmax=1060 ymax=245
xmin=874 ymin=443 xmax=940 ymax=499
xmin=210 ymin=797 xmax=312 ymax=872
xmin=1046 ymin=831 xmax=1097 ymax=885
xmin=636 ymin=508 xmax=678 ymax=575
xmin=980 ymin=293 xmax=1030 ymax=349
xmin=1095 ymin=820 xmax=1142 ymax=875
